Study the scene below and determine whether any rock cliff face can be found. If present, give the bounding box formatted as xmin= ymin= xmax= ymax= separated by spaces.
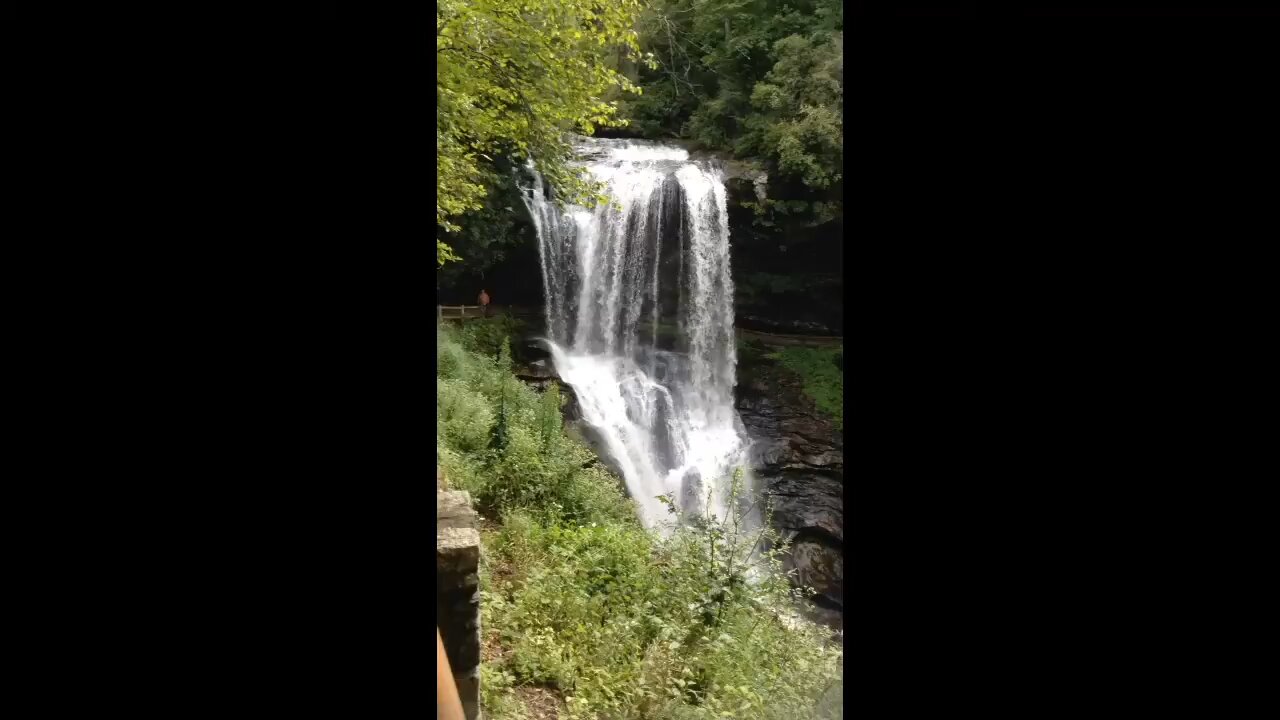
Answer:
xmin=723 ymin=175 xmax=843 ymax=337
xmin=735 ymin=346 xmax=844 ymax=629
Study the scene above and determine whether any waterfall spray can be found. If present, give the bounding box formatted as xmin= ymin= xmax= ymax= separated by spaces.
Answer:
xmin=521 ymin=139 xmax=753 ymax=531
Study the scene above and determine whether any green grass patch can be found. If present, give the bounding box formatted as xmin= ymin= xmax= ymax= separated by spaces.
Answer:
xmin=764 ymin=346 xmax=844 ymax=430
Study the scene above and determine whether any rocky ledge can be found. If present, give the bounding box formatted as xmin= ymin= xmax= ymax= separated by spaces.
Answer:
xmin=736 ymin=348 xmax=844 ymax=629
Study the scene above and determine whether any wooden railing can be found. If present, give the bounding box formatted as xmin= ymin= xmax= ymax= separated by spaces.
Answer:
xmin=438 ymin=305 xmax=487 ymax=321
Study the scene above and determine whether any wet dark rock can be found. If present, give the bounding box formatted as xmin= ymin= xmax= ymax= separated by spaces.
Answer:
xmin=652 ymin=391 xmax=680 ymax=472
xmin=723 ymin=175 xmax=843 ymax=337
xmin=786 ymin=532 xmax=844 ymax=611
xmin=764 ymin=472 xmax=842 ymax=542
xmin=561 ymin=383 xmax=582 ymax=422
xmin=737 ymin=347 xmax=844 ymax=626
xmin=737 ymin=314 xmax=840 ymax=337
xmin=525 ymin=359 xmax=555 ymax=378
xmin=515 ymin=359 xmax=557 ymax=391
xmin=565 ymin=418 xmax=627 ymax=481
xmin=520 ymin=337 xmax=551 ymax=363
xmin=680 ymin=468 xmax=704 ymax=515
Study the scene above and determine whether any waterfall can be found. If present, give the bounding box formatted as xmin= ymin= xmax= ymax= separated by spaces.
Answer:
xmin=521 ymin=138 xmax=751 ymax=530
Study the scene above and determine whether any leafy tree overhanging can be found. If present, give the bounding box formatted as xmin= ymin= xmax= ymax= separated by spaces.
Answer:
xmin=436 ymin=0 xmax=651 ymax=266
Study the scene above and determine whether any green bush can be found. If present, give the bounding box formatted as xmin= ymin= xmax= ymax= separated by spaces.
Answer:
xmin=438 ymin=323 xmax=637 ymax=526
xmin=438 ymin=442 xmax=483 ymax=494
xmin=438 ymin=378 xmax=495 ymax=454
xmin=481 ymin=476 xmax=842 ymax=720
xmin=459 ymin=315 xmax=526 ymax=359
xmin=440 ymin=322 xmax=841 ymax=719
xmin=479 ymin=663 xmax=527 ymax=720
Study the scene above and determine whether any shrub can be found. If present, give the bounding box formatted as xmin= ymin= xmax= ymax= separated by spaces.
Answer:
xmin=483 ymin=476 xmax=842 ymax=720
xmin=438 ymin=323 xmax=637 ymax=526
xmin=459 ymin=315 xmax=526 ymax=359
xmin=437 ymin=325 xmax=475 ymax=381
xmin=439 ymin=322 xmax=841 ymax=719
xmin=438 ymin=442 xmax=485 ymax=497
xmin=479 ymin=663 xmax=527 ymax=720
xmin=438 ymin=378 xmax=495 ymax=454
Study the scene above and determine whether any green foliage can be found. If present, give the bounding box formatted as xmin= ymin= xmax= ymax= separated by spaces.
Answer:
xmin=614 ymin=76 xmax=699 ymax=139
xmin=735 ymin=271 xmax=813 ymax=304
xmin=765 ymin=346 xmax=844 ymax=429
xmin=626 ymin=0 xmax=842 ymax=223
xmin=539 ymin=381 xmax=563 ymax=450
xmin=437 ymin=0 xmax=650 ymax=264
xmin=435 ymin=169 xmax=531 ymax=282
xmin=745 ymin=32 xmax=842 ymax=190
xmin=482 ymin=474 xmax=842 ymax=719
xmin=479 ymin=663 xmax=528 ymax=720
xmin=458 ymin=315 xmax=527 ymax=359
xmin=497 ymin=337 xmax=513 ymax=373
xmin=439 ymin=378 xmax=496 ymax=454
xmin=438 ymin=323 xmax=638 ymax=527
xmin=735 ymin=336 xmax=769 ymax=368
xmin=490 ymin=374 xmax=511 ymax=452
xmin=438 ymin=322 xmax=841 ymax=718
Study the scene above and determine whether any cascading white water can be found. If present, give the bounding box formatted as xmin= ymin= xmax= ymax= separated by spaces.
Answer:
xmin=522 ymin=138 xmax=751 ymax=530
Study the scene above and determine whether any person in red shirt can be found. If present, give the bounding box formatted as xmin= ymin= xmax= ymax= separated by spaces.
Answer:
xmin=477 ymin=289 xmax=490 ymax=317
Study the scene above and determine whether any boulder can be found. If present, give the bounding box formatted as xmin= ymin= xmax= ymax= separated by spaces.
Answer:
xmin=680 ymin=468 xmax=704 ymax=516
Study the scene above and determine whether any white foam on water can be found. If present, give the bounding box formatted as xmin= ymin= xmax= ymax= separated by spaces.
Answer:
xmin=522 ymin=138 xmax=752 ymax=531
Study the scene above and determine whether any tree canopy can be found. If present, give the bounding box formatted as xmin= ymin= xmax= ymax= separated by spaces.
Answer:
xmin=436 ymin=0 xmax=650 ymax=266
xmin=622 ymin=0 xmax=843 ymax=220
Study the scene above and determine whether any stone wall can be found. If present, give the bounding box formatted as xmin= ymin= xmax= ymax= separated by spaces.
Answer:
xmin=438 ymin=488 xmax=482 ymax=720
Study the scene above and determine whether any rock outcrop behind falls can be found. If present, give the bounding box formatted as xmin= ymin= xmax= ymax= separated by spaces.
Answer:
xmin=723 ymin=175 xmax=844 ymax=338
xmin=736 ymin=347 xmax=844 ymax=629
